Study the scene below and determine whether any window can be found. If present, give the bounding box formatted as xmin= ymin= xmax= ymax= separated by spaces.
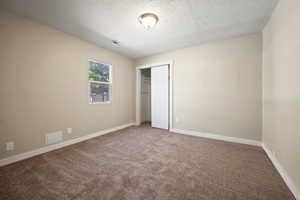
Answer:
xmin=88 ymin=60 xmax=112 ymax=104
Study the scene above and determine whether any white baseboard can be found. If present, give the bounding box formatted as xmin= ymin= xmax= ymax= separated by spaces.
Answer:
xmin=0 ymin=123 xmax=135 ymax=167
xmin=262 ymin=144 xmax=300 ymax=200
xmin=170 ymin=128 xmax=262 ymax=147
xmin=2 ymin=124 xmax=298 ymax=199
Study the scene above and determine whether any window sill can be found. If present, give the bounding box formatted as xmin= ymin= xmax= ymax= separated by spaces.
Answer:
xmin=89 ymin=101 xmax=111 ymax=105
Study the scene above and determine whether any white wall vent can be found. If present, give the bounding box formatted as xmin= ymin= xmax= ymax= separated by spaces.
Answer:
xmin=45 ymin=131 xmax=63 ymax=145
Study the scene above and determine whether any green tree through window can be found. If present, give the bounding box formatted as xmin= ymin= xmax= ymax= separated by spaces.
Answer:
xmin=88 ymin=61 xmax=110 ymax=82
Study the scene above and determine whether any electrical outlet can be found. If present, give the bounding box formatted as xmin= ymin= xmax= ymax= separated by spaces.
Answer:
xmin=6 ymin=142 xmax=14 ymax=151
xmin=67 ymin=128 xmax=72 ymax=134
xmin=175 ymin=117 xmax=179 ymax=123
xmin=273 ymin=150 xmax=277 ymax=158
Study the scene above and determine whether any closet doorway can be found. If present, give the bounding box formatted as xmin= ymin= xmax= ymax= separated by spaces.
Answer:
xmin=140 ymin=68 xmax=151 ymax=125
xmin=136 ymin=61 xmax=173 ymax=130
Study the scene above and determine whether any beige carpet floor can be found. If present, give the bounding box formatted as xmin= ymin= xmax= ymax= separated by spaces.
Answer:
xmin=0 ymin=125 xmax=296 ymax=200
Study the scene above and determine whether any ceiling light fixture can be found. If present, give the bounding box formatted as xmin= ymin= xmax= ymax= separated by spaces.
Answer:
xmin=138 ymin=13 xmax=159 ymax=29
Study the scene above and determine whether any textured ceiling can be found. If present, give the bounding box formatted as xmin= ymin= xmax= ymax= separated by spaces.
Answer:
xmin=0 ymin=0 xmax=278 ymax=58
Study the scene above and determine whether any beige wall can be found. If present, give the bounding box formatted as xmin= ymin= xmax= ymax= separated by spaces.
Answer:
xmin=136 ymin=34 xmax=262 ymax=141
xmin=263 ymin=0 xmax=300 ymax=193
xmin=0 ymin=10 xmax=135 ymax=159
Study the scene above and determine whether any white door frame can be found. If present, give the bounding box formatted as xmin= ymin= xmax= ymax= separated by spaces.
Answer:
xmin=136 ymin=60 xmax=174 ymax=131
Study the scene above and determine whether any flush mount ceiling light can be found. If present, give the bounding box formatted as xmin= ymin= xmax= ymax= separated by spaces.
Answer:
xmin=138 ymin=13 xmax=159 ymax=29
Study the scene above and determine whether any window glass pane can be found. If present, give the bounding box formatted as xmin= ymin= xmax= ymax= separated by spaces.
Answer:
xmin=90 ymin=82 xmax=110 ymax=103
xmin=88 ymin=60 xmax=110 ymax=82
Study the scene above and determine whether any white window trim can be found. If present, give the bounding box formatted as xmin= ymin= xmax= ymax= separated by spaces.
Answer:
xmin=88 ymin=59 xmax=112 ymax=104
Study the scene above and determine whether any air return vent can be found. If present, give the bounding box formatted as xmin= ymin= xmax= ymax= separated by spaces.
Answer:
xmin=45 ymin=131 xmax=63 ymax=145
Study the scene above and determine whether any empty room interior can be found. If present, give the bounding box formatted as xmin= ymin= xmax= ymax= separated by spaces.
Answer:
xmin=0 ymin=0 xmax=300 ymax=199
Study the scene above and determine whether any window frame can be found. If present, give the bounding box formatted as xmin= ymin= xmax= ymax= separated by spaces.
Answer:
xmin=88 ymin=59 xmax=112 ymax=104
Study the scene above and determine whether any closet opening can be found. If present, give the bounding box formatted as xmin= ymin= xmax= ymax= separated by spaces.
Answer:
xmin=140 ymin=68 xmax=151 ymax=126
xmin=136 ymin=61 xmax=173 ymax=130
